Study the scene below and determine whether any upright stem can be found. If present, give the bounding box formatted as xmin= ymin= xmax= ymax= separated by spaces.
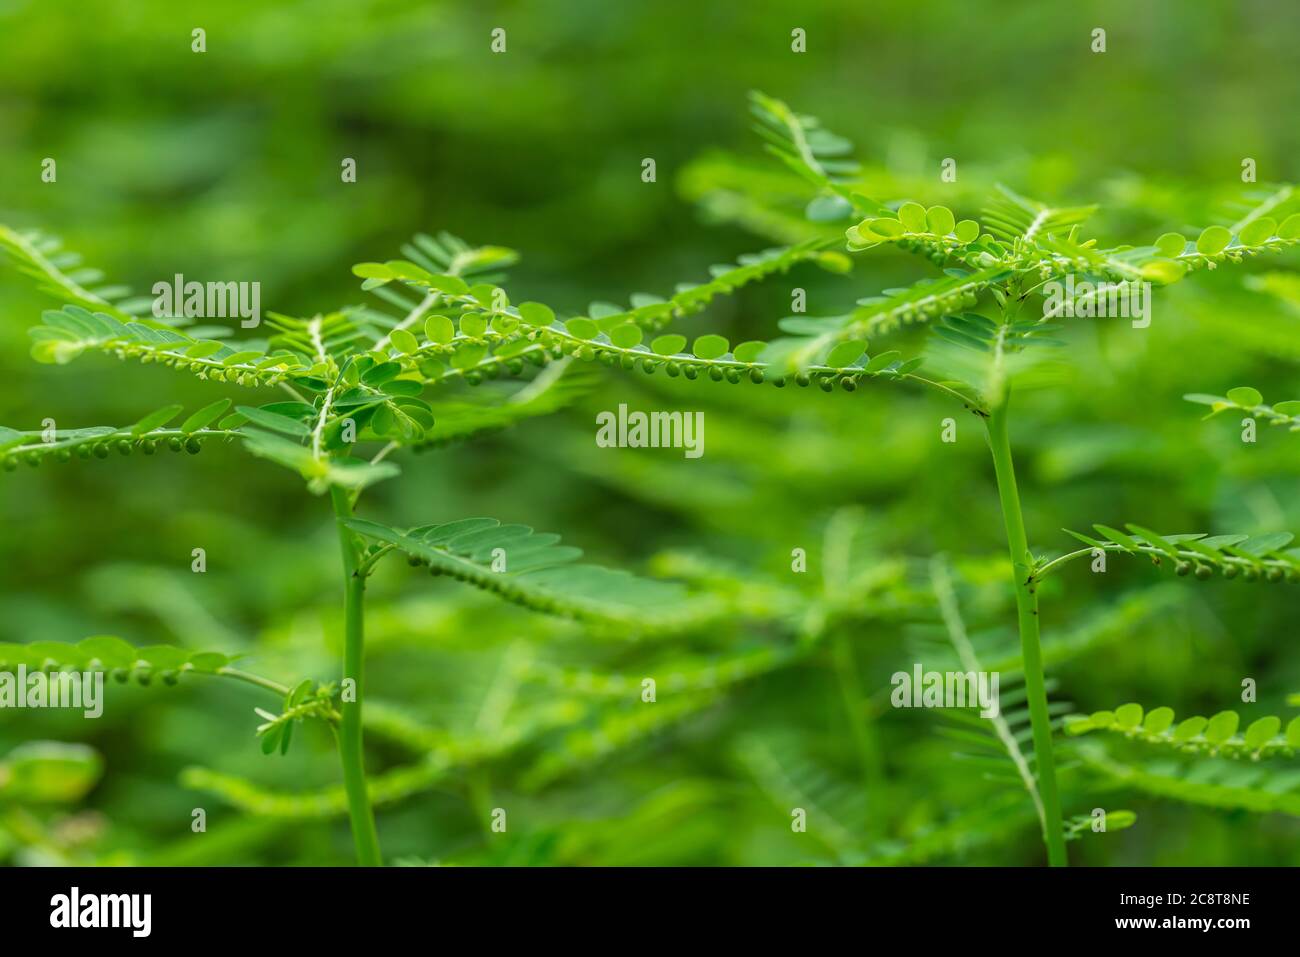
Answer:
xmin=329 ymin=485 xmax=382 ymax=866
xmin=985 ymin=398 xmax=1068 ymax=867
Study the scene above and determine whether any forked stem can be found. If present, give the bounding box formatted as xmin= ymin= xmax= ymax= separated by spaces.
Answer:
xmin=330 ymin=485 xmax=383 ymax=866
xmin=985 ymin=398 xmax=1067 ymax=867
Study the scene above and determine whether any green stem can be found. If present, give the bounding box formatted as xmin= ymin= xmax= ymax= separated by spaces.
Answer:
xmin=330 ymin=485 xmax=382 ymax=866
xmin=985 ymin=397 xmax=1068 ymax=867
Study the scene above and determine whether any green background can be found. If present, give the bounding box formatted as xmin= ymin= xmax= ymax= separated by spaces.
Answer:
xmin=0 ymin=0 xmax=1297 ymax=865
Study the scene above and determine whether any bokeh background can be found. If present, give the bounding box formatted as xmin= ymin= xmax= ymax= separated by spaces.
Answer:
xmin=1 ymin=0 xmax=1298 ymax=865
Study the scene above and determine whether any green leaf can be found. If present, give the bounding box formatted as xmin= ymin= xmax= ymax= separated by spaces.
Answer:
xmin=1093 ymin=524 xmax=1141 ymax=553
xmin=565 ymin=317 xmax=600 ymax=339
xmin=424 ymin=315 xmax=455 ymax=344
xmin=1238 ymin=217 xmax=1277 ymax=246
xmin=517 ymin=302 xmax=555 ymax=327
xmin=344 ymin=517 xmax=691 ymax=626
xmin=1114 ymin=703 xmax=1143 ymax=730
xmin=389 ymin=329 xmax=419 ymax=354
xmin=651 ymin=334 xmax=686 ymax=356
xmin=825 ymin=340 xmax=867 ymax=368
xmin=1195 ymin=225 xmax=1232 ymax=255
xmin=897 ymin=202 xmax=928 ymax=233
xmin=1244 ymin=716 xmax=1281 ymax=750
xmin=180 ymin=398 xmax=233 ymax=433
xmin=926 ymin=205 xmax=955 ymax=235
xmin=362 ymin=362 xmax=403 ymax=386
xmin=129 ymin=404 xmax=184 ymax=436
xmin=236 ymin=406 xmax=312 ymax=437
xmin=1154 ymin=232 xmax=1186 ymax=257
xmin=1143 ymin=707 xmax=1175 ymax=735
xmin=608 ymin=324 xmax=643 ymax=348
xmin=692 ymin=334 xmax=730 ymax=360
xmin=352 ymin=262 xmax=394 ymax=279
xmin=1204 ymin=710 xmax=1239 ymax=745
xmin=1226 ymin=386 xmax=1263 ymax=408
xmin=867 ymin=217 xmax=903 ymax=238
xmin=1173 ymin=716 xmax=1207 ymax=742
xmin=0 ymin=742 xmax=103 ymax=804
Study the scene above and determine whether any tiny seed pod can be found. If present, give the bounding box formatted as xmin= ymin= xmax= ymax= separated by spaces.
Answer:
xmin=407 ymin=556 xmax=422 ymax=567
xmin=185 ymin=438 xmax=201 ymax=454
xmin=167 ymin=436 xmax=184 ymax=452
xmin=840 ymin=376 xmax=856 ymax=392
xmin=818 ymin=377 xmax=834 ymax=393
xmin=750 ymin=368 xmax=764 ymax=384
xmin=575 ymin=345 xmax=594 ymax=362
xmin=116 ymin=439 xmax=132 ymax=455
xmin=620 ymin=354 xmax=636 ymax=371
xmin=1243 ymin=567 xmax=1259 ymax=582
xmin=771 ymin=376 xmax=786 ymax=388
xmin=1194 ymin=564 xmax=1212 ymax=580
xmin=1223 ymin=564 xmax=1239 ymax=579
xmin=135 ymin=670 xmax=152 ymax=686
xmin=77 ymin=445 xmax=92 ymax=458
xmin=1266 ymin=567 xmax=1284 ymax=583
xmin=708 ymin=366 xmax=723 ymax=382
xmin=683 ymin=365 xmax=698 ymax=380
xmin=725 ymin=369 xmax=741 ymax=384
xmin=666 ymin=361 xmax=681 ymax=377
xmin=795 ymin=372 xmax=810 ymax=388
xmin=161 ymin=670 xmax=180 ymax=686
xmin=93 ymin=443 xmax=110 ymax=459
xmin=1 ymin=457 xmax=15 ymax=471
xmin=1175 ymin=561 xmax=1192 ymax=576
xmin=141 ymin=439 xmax=157 ymax=454
xmin=465 ymin=371 xmax=482 ymax=385
xmin=507 ymin=358 xmax=523 ymax=375
xmin=643 ymin=360 xmax=658 ymax=375
xmin=599 ymin=351 xmax=616 ymax=367
xmin=112 ymin=668 xmax=130 ymax=683
xmin=55 ymin=449 xmax=72 ymax=462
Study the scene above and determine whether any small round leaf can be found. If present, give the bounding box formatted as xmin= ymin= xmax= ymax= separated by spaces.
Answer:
xmin=650 ymin=334 xmax=686 ymax=356
xmin=692 ymin=334 xmax=730 ymax=360
xmin=424 ymin=315 xmax=455 ymax=344
xmin=1195 ymin=225 xmax=1232 ymax=256
xmin=897 ymin=202 xmax=928 ymax=233
xmin=1226 ymin=386 xmax=1263 ymax=408
xmin=925 ymin=205 xmax=955 ymax=236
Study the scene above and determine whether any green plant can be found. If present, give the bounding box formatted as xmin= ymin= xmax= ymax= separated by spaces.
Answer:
xmin=413 ymin=92 xmax=1297 ymax=866
xmin=1 ymin=220 xmax=854 ymax=863
xmin=6 ymin=90 xmax=1299 ymax=868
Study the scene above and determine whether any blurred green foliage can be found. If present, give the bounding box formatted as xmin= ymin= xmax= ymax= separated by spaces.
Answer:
xmin=1 ymin=0 xmax=1298 ymax=865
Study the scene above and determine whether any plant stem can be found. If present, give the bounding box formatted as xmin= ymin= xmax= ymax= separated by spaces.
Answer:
xmin=985 ymin=397 xmax=1068 ymax=867
xmin=329 ymin=485 xmax=383 ymax=866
